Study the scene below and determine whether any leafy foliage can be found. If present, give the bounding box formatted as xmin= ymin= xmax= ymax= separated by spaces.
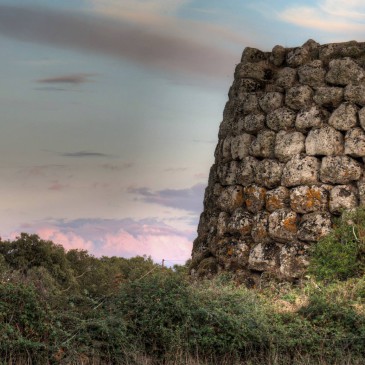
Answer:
xmin=1 ymin=230 xmax=365 ymax=364
xmin=309 ymin=208 xmax=365 ymax=281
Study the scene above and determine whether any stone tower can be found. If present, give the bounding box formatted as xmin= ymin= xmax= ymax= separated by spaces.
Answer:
xmin=191 ymin=40 xmax=365 ymax=285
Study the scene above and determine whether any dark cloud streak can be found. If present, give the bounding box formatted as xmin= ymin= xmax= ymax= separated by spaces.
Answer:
xmin=61 ymin=151 xmax=114 ymax=158
xmin=37 ymin=73 xmax=95 ymax=84
xmin=0 ymin=5 xmax=236 ymax=80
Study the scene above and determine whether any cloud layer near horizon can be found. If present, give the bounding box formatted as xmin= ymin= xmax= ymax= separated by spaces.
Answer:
xmin=11 ymin=217 xmax=194 ymax=263
xmin=0 ymin=5 xmax=237 ymax=81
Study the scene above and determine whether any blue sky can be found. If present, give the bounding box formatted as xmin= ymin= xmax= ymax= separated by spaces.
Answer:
xmin=0 ymin=0 xmax=365 ymax=264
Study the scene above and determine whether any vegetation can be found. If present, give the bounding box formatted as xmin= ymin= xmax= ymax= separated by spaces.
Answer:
xmin=1 ymin=208 xmax=365 ymax=364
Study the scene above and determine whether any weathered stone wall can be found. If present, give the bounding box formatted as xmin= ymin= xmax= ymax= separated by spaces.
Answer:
xmin=191 ymin=39 xmax=365 ymax=285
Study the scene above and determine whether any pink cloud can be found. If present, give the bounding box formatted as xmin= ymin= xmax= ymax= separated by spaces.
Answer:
xmin=102 ymin=229 xmax=192 ymax=262
xmin=37 ymin=227 xmax=94 ymax=251
xmin=10 ymin=218 xmax=194 ymax=264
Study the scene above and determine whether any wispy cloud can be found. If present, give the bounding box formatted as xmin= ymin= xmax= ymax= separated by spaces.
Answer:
xmin=60 ymin=151 xmax=114 ymax=158
xmin=37 ymin=73 xmax=95 ymax=84
xmin=128 ymin=184 xmax=205 ymax=213
xmin=278 ymin=0 xmax=365 ymax=34
xmin=0 ymin=5 xmax=238 ymax=81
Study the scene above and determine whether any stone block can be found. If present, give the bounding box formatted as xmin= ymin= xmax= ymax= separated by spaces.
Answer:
xmin=319 ymin=41 xmax=363 ymax=63
xmin=227 ymin=208 xmax=253 ymax=236
xmin=275 ymin=130 xmax=305 ymax=162
xmin=357 ymin=177 xmax=365 ymax=206
xmin=328 ymin=102 xmax=358 ymax=131
xmin=217 ymin=161 xmax=239 ymax=185
xmin=239 ymin=93 xmax=261 ymax=115
xmin=286 ymin=40 xmax=319 ymax=67
xmin=270 ymin=45 xmax=286 ymax=66
xmin=320 ymin=156 xmax=362 ymax=184
xmin=326 ymin=58 xmax=365 ymax=86
xmin=259 ymin=92 xmax=284 ymax=113
xmin=329 ymin=185 xmax=358 ymax=214
xmin=217 ymin=185 xmax=245 ymax=213
xmin=237 ymin=61 xmax=274 ymax=81
xmin=217 ymin=212 xmax=229 ymax=237
xmin=279 ymin=243 xmax=310 ymax=279
xmin=290 ymin=186 xmax=328 ymax=213
xmin=345 ymin=127 xmax=365 ymax=157
xmin=313 ymin=86 xmax=343 ymax=108
xmin=254 ymin=159 xmax=284 ymax=188
xmin=241 ymin=47 xmax=267 ymax=63
xmin=265 ymin=187 xmax=290 ymax=212
xmin=244 ymin=185 xmax=266 ymax=214
xmin=248 ymin=242 xmax=280 ymax=271
xmin=269 ymin=209 xmax=298 ymax=243
xmin=229 ymin=78 xmax=263 ymax=96
xmin=281 ymin=154 xmax=320 ymax=187
xmin=298 ymin=60 xmax=326 ymax=88
xmin=295 ymin=105 xmax=328 ymax=132
xmin=237 ymin=113 xmax=265 ymax=134
xmin=344 ymin=84 xmax=365 ymax=106
xmin=298 ymin=212 xmax=332 ymax=242
xmin=358 ymin=106 xmax=365 ymax=130
xmin=249 ymin=129 xmax=276 ymax=158
xmin=285 ymin=85 xmax=313 ymax=110
xmin=305 ymin=125 xmax=344 ymax=156
xmin=266 ymin=107 xmax=296 ymax=131
xmin=236 ymin=156 xmax=259 ymax=186
xmin=231 ymin=134 xmax=255 ymax=160
xmin=222 ymin=137 xmax=233 ymax=161
xmin=276 ymin=67 xmax=297 ymax=89
xmin=251 ymin=211 xmax=271 ymax=243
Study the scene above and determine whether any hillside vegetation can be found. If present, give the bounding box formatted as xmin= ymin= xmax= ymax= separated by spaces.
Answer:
xmin=1 ymin=209 xmax=365 ymax=364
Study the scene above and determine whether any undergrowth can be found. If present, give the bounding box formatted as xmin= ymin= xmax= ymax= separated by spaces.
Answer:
xmin=1 ymin=208 xmax=365 ymax=365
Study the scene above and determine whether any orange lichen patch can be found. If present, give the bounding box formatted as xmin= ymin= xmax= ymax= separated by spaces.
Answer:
xmin=227 ymin=247 xmax=233 ymax=256
xmin=291 ymin=187 xmax=325 ymax=212
xmin=283 ymin=216 xmax=297 ymax=233
xmin=233 ymin=191 xmax=245 ymax=207
xmin=254 ymin=227 xmax=268 ymax=239
xmin=266 ymin=195 xmax=284 ymax=210
xmin=240 ymin=225 xmax=252 ymax=235
xmin=305 ymin=188 xmax=322 ymax=208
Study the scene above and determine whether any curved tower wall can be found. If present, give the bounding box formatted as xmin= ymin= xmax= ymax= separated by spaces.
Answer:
xmin=191 ymin=40 xmax=365 ymax=285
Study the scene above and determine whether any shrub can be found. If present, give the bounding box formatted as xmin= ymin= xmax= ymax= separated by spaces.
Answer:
xmin=309 ymin=208 xmax=365 ymax=281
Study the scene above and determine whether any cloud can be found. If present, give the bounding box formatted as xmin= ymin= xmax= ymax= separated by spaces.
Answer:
xmin=60 ymin=151 xmax=114 ymax=158
xmin=16 ymin=217 xmax=195 ymax=262
xmin=278 ymin=0 xmax=365 ymax=34
xmin=37 ymin=73 xmax=95 ymax=84
xmin=0 ymin=5 xmax=238 ymax=81
xmin=128 ymin=183 xmax=205 ymax=213
xmin=101 ymin=162 xmax=134 ymax=170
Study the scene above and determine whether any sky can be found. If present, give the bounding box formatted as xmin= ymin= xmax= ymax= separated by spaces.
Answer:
xmin=0 ymin=0 xmax=365 ymax=265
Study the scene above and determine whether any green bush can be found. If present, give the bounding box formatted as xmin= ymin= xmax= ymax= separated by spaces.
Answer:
xmin=0 ymin=283 xmax=54 ymax=363
xmin=309 ymin=208 xmax=365 ymax=281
